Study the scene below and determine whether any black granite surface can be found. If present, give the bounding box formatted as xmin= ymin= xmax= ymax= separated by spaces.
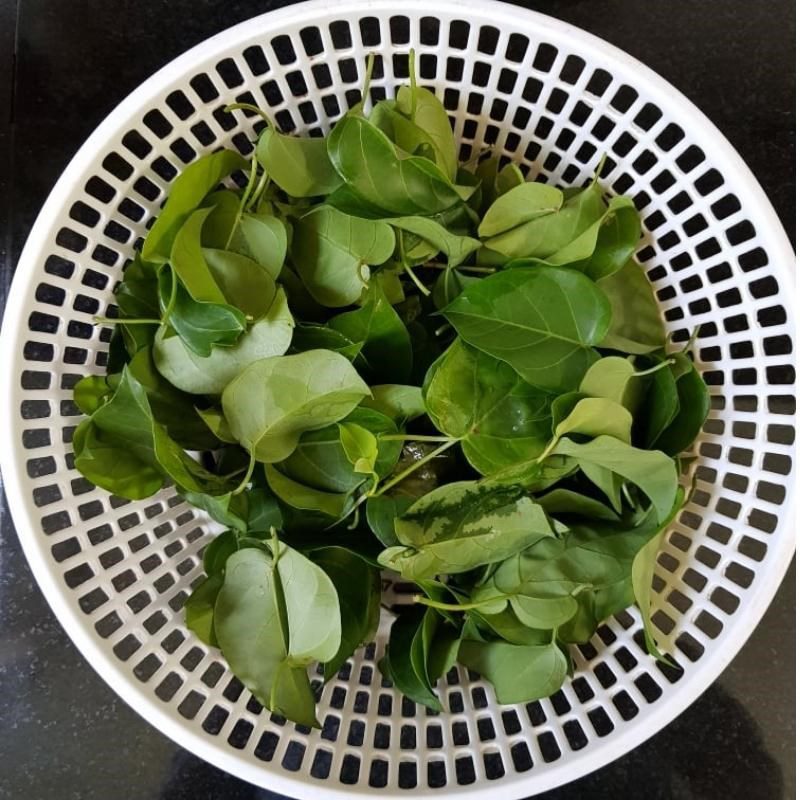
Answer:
xmin=0 ymin=1 xmax=795 ymax=798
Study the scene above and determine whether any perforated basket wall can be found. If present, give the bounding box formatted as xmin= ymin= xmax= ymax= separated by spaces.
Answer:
xmin=0 ymin=2 xmax=795 ymax=797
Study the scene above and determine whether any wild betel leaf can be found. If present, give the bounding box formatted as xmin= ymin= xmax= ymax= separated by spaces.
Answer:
xmin=222 ymin=349 xmax=370 ymax=463
xmin=71 ymin=63 xmax=708 ymax=727
xmin=443 ymin=267 xmax=612 ymax=392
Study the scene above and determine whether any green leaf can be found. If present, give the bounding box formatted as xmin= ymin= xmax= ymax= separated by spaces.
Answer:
xmin=526 ymin=195 xmax=640 ymax=281
xmin=458 ymin=639 xmax=568 ymax=704
xmin=495 ymin=162 xmax=525 ymax=196
xmin=142 ymin=149 xmax=248 ymax=263
xmin=223 ymin=349 xmax=370 ymax=463
xmin=196 ymin=407 xmax=236 ymax=444
xmin=279 ymin=264 xmax=322 ymax=325
xmin=395 ymin=84 xmax=458 ymax=180
xmin=168 ymin=208 xmax=227 ymax=303
xmin=379 ymin=481 xmax=555 ymax=580
xmin=380 ymin=606 xmax=443 ymax=710
xmin=200 ymin=189 xmax=240 ymax=248
xmin=478 ymin=452 xmax=578 ymax=493
xmin=423 ymin=339 xmax=553 ymax=475
xmin=553 ymin=435 xmax=679 ymax=523
xmin=153 ymin=287 xmax=294 ymax=395
xmin=151 ymin=424 xmax=231 ymax=495
xmin=256 ymin=127 xmax=342 ymax=197
xmin=323 ymin=183 xmax=391 ymax=219
xmin=290 ymin=324 xmax=363 ymax=361
xmin=124 ymin=348 xmax=219 ymax=450
xmin=370 ymin=98 xmax=455 ymax=180
xmin=232 ymin=212 xmax=287 ymax=280
xmin=202 ymin=247 xmax=278 ymax=319
xmin=214 ymin=547 xmax=287 ymax=712
xmin=478 ymin=182 xmax=564 ymax=238
xmin=482 ymin=180 xmax=605 ymax=260
xmin=327 ymin=113 xmax=464 ymax=216
xmin=427 ymin=622 xmax=462 ymax=682
xmin=580 ymin=463 xmax=624 ymax=514
xmin=339 ymin=422 xmax=379 ymax=478
xmin=432 ymin=269 xmax=480 ymax=310
xmin=375 ymin=269 xmax=405 ymax=305
xmin=552 ymin=397 xmax=633 ymax=444
xmin=183 ymin=492 xmax=246 ymax=534
xmin=442 ymin=267 xmax=611 ymax=392
xmin=278 ymin=407 xmax=400 ymax=495
xmin=161 ymin=277 xmax=246 ymax=357
xmin=473 ymin=156 xmax=499 ymax=214
xmin=329 ymin=281 xmax=412 ymax=383
xmin=360 ymin=384 xmax=425 ymax=423
xmin=365 ymin=494 xmax=414 ymax=547
xmin=114 ymin=256 xmax=161 ymax=356
xmin=471 ymin=502 xmax=680 ymax=643
xmin=472 ymin=608 xmax=552 ymax=646
xmin=639 ymin=358 xmax=681 ymax=448
xmin=106 ymin=327 xmax=131 ymax=373
xmin=274 ymin=539 xmax=341 ymax=665
xmin=202 ymin=529 xmax=239 ymax=573
xmin=597 ymin=259 xmax=666 ymax=354
xmin=265 ymin=464 xmax=352 ymax=518
xmin=185 ymin=573 xmax=223 ymax=646
xmin=291 ymin=206 xmax=395 ymax=307
xmin=270 ymin=660 xmax=319 ymax=729
xmin=653 ymin=355 xmax=710 ymax=456
xmin=73 ymin=375 xmax=110 ymax=415
xmin=391 ymin=216 xmax=480 ymax=267
xmin=243 ymin=488 xmax=283 ymax=534
xmin=83 ymin=369 xmax=228 ymax=498
xmin=537 ymin=488 xmax=619 ymax=521
xmin=631 ymin=488 xmax=685 ymax=660
xmin=73 ymin=419 xmax=163 ymax=500
xmin=313 ymin=547 xmax=381 ymax=681
xmin=549 ymin=391 xmax=583 ymax=427
xmin=579 ymin=356 xmax=641 ymax=411
xmin=213 ymin=541 xmax=338 ymax=727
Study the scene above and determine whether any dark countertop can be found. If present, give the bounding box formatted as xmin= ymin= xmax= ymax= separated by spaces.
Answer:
xmin=0 ymin=1 xmax=795 ymax=798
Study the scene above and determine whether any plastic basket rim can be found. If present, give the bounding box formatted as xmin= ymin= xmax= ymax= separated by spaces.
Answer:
xmin=0 ymin=1 xmax=795 ymax=798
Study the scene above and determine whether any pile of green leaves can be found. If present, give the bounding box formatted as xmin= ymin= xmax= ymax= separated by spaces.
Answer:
xmin=72 ymin=55 xmax=709 ymax=723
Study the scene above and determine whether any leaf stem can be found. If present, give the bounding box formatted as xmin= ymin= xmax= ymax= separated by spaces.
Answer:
xmin=226 ymin=157 xmax=260 ymax=249
xmin=246 ymin=168 xmax=271 ymax=212
xmin=434 ymin=323 xmax=452 ymax=337
xmin=93 ymin=316 xmax=160 ymax=325
xmin=443 ymin=263 xmax=452 ymax=302
xmin=681 ymin=325 xmax=701 ymax=354
xmin=161 ymin=266 xmax=178 ymax=323
xmin=633 ymin=359 xmax=675 ymax=377
xmin=421 ymin=262 xmax=496 ymax=274
xmin=402 ymin=262 xmax=431 ymax=296
xmin=408 ymin=48 xmax=418 ymax=119
xmin=371 ymin=438 xmax=458 ymax=498
xmin=224 ymin=102 xmax=274 ymax=128
xmin=621 ymin=483 xmax=636 ymax=509
xmin=536 ymin=437 xmax=559 ymax=464
xmin=219 ymin=465 xmax=248 ymax=480
xmin=460 ymin=147 xmax=494 ymax=171
xmin=412 ymin=594 xmax=491 ymax=612
xmin=592 ymin=152 xmax=608 ymax=185
xmin=379 ymin=434 xmax=455 ymax=443
xmin=360 ymin=52 xmax=375 ymax=109
xmin=395 ymin=232 xmax=430 ymax=295
xmin=231 ymin=452 xmax=257 ymax=495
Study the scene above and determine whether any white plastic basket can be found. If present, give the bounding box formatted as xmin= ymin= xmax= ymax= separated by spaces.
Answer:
xmin=0 ymin=2 xmax=795 ymax=797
